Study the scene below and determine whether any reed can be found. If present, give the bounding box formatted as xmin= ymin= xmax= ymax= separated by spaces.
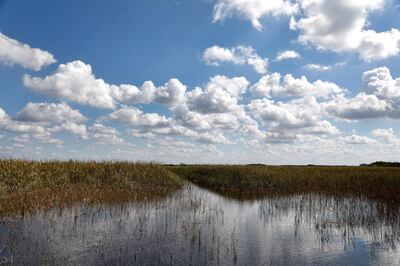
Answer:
xmin=0 ymin=159 xmax=182 ymax=217
xmin=170 ymin=165 xmax=400 ymax=201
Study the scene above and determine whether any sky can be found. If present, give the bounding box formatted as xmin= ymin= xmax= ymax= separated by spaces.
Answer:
xmin=0 ymin=0 xmax=400 ymax=164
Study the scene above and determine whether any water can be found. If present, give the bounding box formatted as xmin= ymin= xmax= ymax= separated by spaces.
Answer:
xmin=1 ymin=183 xmax=400 ymax=265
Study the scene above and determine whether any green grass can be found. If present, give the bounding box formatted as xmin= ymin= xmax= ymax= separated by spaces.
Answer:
xmin=0 ymin=160 xmax=182 ymax=216
xmin=170 ymin=165 xmax=400 ymax=201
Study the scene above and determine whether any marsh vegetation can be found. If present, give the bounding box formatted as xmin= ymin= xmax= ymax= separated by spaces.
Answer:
xmin=170 ymin=164 xmax=400 ymax=201
xmin=0 ymin=160 xmax=182 ymax=217
xmin=1 ymin=161 xmax=400 ymax=264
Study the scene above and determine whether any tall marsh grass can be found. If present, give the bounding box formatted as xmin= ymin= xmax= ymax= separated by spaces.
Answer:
xmin=0 ymin=160 xmax=182 ymax=217
xmin=170 ymin=165 xmax=400 ymax=201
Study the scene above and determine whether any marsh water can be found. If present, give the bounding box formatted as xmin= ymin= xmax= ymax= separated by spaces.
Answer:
xmin=1 ymin=183 xmax=400 ymax=265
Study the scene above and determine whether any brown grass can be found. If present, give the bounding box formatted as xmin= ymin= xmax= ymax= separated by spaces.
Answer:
xmin=0 ymin=160 xmax=182 ymax=217
xmin=170 ymin=165 xmax=400 ymax=201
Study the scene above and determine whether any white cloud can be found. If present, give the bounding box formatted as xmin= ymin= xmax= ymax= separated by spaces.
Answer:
xmin=11 ymin=134 xmax=31 ymax=143
xmin=10 ymin=130 xmax=63 ymax=147
xmin=303 ymin=64 xmax=332 ymax=72
xmin=324 ymin=93 xmax=389 ymax=121
xmin=23 ymin=60 xmax=188 ymax=110
xmin=213 ymin=0 xmax=298 ymax=30
xmin=340 ymin=134 xmax=378 ymax=145
xmin=112 ymin=81 xmax=155 ymax=105
xmin=50 ymin=122 xmax=88 ymax=139
xmin=23 ymin=61 xmax=120 ymax=109
xmin=129 ymin=129 xmax=155 ymax=139
xmin=198 ymin=131 xmax=231 ymax=144
xmin=88 ymin=123 xmax=124 ymax=145
xmin=174 ymin=107 xmax=244 ymax=132
xmin=358 ymin=29 xmax=400 ymax=61
xmin=30 ymin=131 xmax=64 ymax=146
xmin=153 ymin=78 xmax=187 ymax=107
xmin=0 ymin=107 xmax=46 ymax=134
xmin=0 ymin=106 xmax=65 ymax=146
xmin=100 ymin=107 xmax=170 ymax=128
xmin=251 ymin=72 xmax=343 ymax=99
xmin=292 ymin=0 xmax=400 ymax=61
xmin=325 ymin=67 xmax=400 ymax=120
xmin=0 ymin=32 xmax=56 ymax=71
xmin=362 ymin=67 xmax=400 ymax=104
xmin=15 ymin=102 xmax=86 ymax=124
xmin=102 ymin=107 xmax=200 ymax=139
xmin=97 ymin=75 xmax=260 ymax=145
xmin=203 ymin=45 xmax=268 ymax=74
xmin=304 ymin=61 xmax=347 ymax=72
xmin=210 ymin=1 xmax=400 ymax=60
xmin=188 ymin=75 xmax=249 ymax=114
xmin=371 ymin=128 xmax=400 ymax=144
xmin=275 ymin=50 xmax=301 ymax=61
xmin=249 ymin=96 xmax=339 ymax=142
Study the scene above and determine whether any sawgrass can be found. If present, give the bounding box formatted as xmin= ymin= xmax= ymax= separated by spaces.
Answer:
xmin=0 ymin=160 xmax=182 ymax=217
xmin=170 ymin=165 xmax=400 ymax=201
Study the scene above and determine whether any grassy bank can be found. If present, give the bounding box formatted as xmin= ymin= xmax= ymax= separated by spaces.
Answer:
xmin=170 ymin=165 xmax=400 ymax=201
xmin=0 ymin=160 xmax=182 ymax=217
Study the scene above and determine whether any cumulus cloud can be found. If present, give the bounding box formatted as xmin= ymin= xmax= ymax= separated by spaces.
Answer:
xmin=101 ymin=106 xmax=199 ymax=139
xmin=50 ymin=122 xmax=88 ymax=139
xmin=292 ymin=0 xmax=400 ymax=61
xmin=0 ymin=106 xmax=65 ymax=146
xmin=97 ymin=75 xmax=258 ymax=145
xmin=325 ymin=67 xmax=400 ymax=120
xmin=323 ymin=67 xmax=400 ymax=121
xmin=324 ymin=93 xmax=389 ymax=121
xmin=213 ymin=0 xmax=298 ymax=30
xmin=175 ymin=107 xmax=244 ymax=132
xmin=198 ymin=131 xmax=231 ymax=144
xmin=203 ymin=45 xmax=268 ymax=74
xmin=251 ymin=72 xmax=343 ymax=99
xmin=153 ymin=79 xmax=187 ymax=107
xmin=88 ymin=123 xmax=124 ymax=145
xmin=15 ymin=102 xmax=86 ymax=124
xmin=100 ymin=107 xmax=170 ymax=128
xmin=249 ymin=96 xmax=339 ymax=142
xmin=102 ymin=106 xmax=238 ymax=144
xmin=23 ymin=60 xmax=188 ymax=110
xmin=23 ymin=61 xmax=121 ymax=109
xmin=188 ymin=75 xmax=249 ymax=114
xmin=303 ymin=62 xmax=347 ymax=72
xmin=340 ymin=134 xmax=378 ymax=145
xmin=112 ymin=81 xmax=155 ymax=105
xmin=362 ymin=67 xmax=400 ymax=104
xmin=303 ymin=64 xmax=333 ymax=72
xmin=210 ymin=1 xmax=400 ymax=60
xmin=358 ymin=29 xmax=400 ymax=61
xmin=0 ymin=33 xmax=56 ymax=71
xmin=275 ymin=50 xmax=301 ymax=61
xmin=0 ymin=107 xmax=46 ymax=134
xmin=9 ymin=132 xmax=64 ymax=147
xmin=371 ymin=128 xmax=400 ymax=144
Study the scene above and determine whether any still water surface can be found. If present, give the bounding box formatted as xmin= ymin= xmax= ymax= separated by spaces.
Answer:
xmin=1 ymin=183 xmax=399 ymax=265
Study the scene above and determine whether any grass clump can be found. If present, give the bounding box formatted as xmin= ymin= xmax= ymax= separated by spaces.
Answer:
xmin=0 ymin=160 xmax=182 ymax=217
xmin=170 ymin=165 xmax=400 ymax=201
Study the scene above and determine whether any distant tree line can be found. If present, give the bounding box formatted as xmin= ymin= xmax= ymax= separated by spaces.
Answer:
xmin=361 ymin=161 xmax=400 ymax=167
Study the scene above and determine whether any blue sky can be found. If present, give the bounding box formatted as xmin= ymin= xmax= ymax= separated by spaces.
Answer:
xmin=0 ymin=0 xmax=400 ymax=164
